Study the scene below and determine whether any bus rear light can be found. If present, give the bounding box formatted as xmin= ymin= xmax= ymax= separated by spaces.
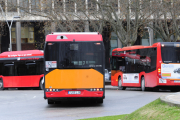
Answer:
xmin=50 ymin=89 xmax=52 ymax=92
xmin=158 ymin=68 xmax=161 ymax=77
xmin=90 ymin=88 xmax=103 ymax=91
xmin=95 ymin=43 xmax=101 ymax=45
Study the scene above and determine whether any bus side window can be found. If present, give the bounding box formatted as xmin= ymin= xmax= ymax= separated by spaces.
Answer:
xmin=150 ymin=48 xmax=157 ymax=71
xmin=3 ymin=63 xmax=15 ymax=76
xmin=0 ymin=63 xmax=3 ymax=75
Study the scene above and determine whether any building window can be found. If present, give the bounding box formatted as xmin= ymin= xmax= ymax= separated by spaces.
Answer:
xmin=76 ymin=0 xmax=85 ymax=12
xmin=28 ymin=27 xmax=34 ymax=43
xmin=0 ymin=0 xmax=5 ymax=12
xmin=130 ymin=0 xmax=137 ymax=13
xmin=31 ymin=0 xmax=41 ymax=12
xmin=43 ymin=0 xmax=52 ymax=12
xmin=141 ymin=28 xmax=149 ymax=46
xmin=111 ymin=0 xmax=118 ymax=12
xmin=110 ymin=32 xmax=118 ymax=56
xmin=11 ymin=27 xmax=16 ymax=44
xmin=66 ymin=0 xmax=75 ymax=12
xmin=19 ymin=0 xmax=29 ymax=13
xmin=88 ymin=0 xmax=96 ymax=12
xmin=54 ymin=0 xmax=63 ymax=13
xmin=11 ymin=26 xmax=34 ymax=44
xmin=141 ymin=0 xmax=151 ymax=14
xmin=7 ymin=0 xmax=17 ymax=12
xmin=153 ymin=32 xmax=163 ymax=43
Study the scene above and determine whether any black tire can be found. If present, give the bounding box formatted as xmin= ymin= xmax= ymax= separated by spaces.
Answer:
xmin=97 ymin=99 xmax=103 ymax=104
xmin=39 ymin=78 xmax=44 ymax=90
xmin=170 ymin=87 xmax=179 ymax=92
xmin=0 ymin=80 xmax=4 ymax=90
xmin=48 ymin=100 xmax=54 ymax=104
xmin=141 ymin=77 xmax=146 ymax=91
xmin=118 ymin=77 xmax=126 ymax=90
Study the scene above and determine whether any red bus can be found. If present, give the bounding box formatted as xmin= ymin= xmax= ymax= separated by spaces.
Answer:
xmin=0 ymin=50 xmax=44 ymax=90
xmin=111 ymin=42 xmax=180 ymax=91
xmin=44 ymin=32 xmax=105 ymax=104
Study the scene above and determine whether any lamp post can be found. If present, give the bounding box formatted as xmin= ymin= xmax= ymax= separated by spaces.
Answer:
xmin=9 ymin=16 xmax=20 ymax=51
xmin=0 ymin=4 xmax=20 ymax=51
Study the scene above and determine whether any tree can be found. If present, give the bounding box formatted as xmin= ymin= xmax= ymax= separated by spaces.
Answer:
xmin=147 ymin=0 xmax=180 ymax=42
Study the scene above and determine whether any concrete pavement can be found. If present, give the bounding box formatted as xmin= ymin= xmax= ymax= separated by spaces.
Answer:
xmin=160 ymin=92 xmax=180 ymax=107
xmin=105 ymin=85 xmax=180 ymax=107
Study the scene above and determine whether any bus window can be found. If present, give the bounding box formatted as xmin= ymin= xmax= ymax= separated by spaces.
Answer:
xmin=3 ymin=63 xmax=15 ymax=76
xmin=26 ymin=62 xmax=37 ymax=75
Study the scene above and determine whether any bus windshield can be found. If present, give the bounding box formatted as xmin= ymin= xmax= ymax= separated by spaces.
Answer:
xmin=161 ymin=46 xmax=180 ymax=63
xmin=45 ymin=42 xmax=103 ymax=69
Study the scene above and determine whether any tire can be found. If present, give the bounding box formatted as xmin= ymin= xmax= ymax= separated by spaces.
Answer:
xmin=97 ymin=99 xmax=103 ymax=104
xmin=141 ymin=77 xmax=146 ymax=91
xmin=170 ymin=87 xmax=179 ymax=92
xmin=0 ymin=80 xmax=4 ymax=90
xmin=118 ymin=77 xmax=126 ymax=90
xmin=39 ymin=78 xmax=44 ymax=90
xmin=48 ymin=100 xmax=54 ymax=104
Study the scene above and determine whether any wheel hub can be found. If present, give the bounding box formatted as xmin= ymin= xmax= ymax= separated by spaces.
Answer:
xmin=0 ymin=82 xmax=2 ymax=88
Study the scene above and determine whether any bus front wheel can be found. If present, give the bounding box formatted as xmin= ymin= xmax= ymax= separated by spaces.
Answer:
xmin=118 ymin=77 xmax=126 ymax=90
xmin=39 ymin=78 xmax=44 ymax=90
xmin=0 ymin=80 xmax=4 ymax=90
xmin=97 ymin=99 xmax=103 ymax=104
xmin=48 ymin=100 xmax=54 ymax=104
xmin=141 ymin=77 xmax=146 ymax=91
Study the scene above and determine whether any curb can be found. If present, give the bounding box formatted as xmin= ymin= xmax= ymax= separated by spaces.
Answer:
xmin=160 ymin=92 xmax=180 ymax=107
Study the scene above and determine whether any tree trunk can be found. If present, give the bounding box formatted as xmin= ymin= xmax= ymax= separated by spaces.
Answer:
xmin=102 ymin=24 xmax=111 ymax=70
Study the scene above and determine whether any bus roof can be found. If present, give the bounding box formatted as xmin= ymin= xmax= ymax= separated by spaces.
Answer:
xmin=45 ymin=32 xmax=103 ymax=42
xmin=112 ymin=45 xmax=154 ymax=52
xmin=0 ymin=50 xmax=44 ymax=58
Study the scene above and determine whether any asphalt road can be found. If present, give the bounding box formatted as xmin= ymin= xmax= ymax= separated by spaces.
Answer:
xmin=0 ymin=88 xmax=172 ymax=120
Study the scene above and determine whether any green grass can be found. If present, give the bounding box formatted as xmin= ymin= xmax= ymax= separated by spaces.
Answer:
xmin=80 ymin=114 xmax=127 ymax=120
xmin=80 ymin=99 xmax=180 ymax=120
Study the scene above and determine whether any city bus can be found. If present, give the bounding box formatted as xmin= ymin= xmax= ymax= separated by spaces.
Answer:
xmin=111 ymin=42 xmax=180 ymax=92
xmin=0 ymin=50 xmax=44 ymax=90
xmin=44 ymin=32 xmax=105 ymax=104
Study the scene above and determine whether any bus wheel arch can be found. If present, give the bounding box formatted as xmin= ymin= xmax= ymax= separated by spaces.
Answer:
xmin=141 ymin=76 xmax=146 ymax=91
xmin=0 ymin=78 xmax=4 ymax=90
xmin=39 ymin=77 xmax=44 ymax=90
xmin=118 ymin=76 xmax=126 ymax=90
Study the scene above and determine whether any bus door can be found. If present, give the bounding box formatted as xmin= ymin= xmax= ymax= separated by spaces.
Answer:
xmin=14 ymin=62 xmax=29 ymax=87
xmin=3 ymin=62 xmax=15 ymax=87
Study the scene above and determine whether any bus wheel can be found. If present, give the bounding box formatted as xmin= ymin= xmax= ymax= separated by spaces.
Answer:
xmin=97 ymin=99 xmax=103 ymax=104
xmin=141 ymin=77 xmax=146 ymax=91
xmin=48 ymin=100 xmax=54 ymax=104
xmin=0 ymin=80 xmax=4 ymax=90
xmin=39 ymin=79 xmax=44 ymax=90
xmin=118 ymin=77 xmax=126 ymax=90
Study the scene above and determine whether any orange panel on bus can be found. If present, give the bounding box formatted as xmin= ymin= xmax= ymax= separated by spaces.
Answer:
xmin=45 ymin=69 xmax=103 ymax=89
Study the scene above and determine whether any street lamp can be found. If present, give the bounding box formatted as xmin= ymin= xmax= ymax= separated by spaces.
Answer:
xmin=0 ymin=4 xmax=20 ymax=51
xmin=9 ymin=16 xmax=21 ymax=51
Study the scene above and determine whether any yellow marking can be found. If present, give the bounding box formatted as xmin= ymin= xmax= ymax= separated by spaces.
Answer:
xmin=45 ymin=69 xmax=103 ymax=89
xmin=162 ymin=73 xmax=171 ymax=77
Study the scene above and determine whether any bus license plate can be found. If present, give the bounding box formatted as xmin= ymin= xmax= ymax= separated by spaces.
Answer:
xmin=68 ymin=91 xmax=81 ymax=94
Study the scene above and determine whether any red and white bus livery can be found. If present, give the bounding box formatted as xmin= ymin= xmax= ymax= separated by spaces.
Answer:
xmin=111 ymin=42 xmax=180 ymax=91
xmin=0 ymin=50 xmax=44 ymax=90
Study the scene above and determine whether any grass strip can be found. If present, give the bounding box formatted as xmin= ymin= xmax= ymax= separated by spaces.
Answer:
xmin=81 ymin=98 xmax=180 ymax=120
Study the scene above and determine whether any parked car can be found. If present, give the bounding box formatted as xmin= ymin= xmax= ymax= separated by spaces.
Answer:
xmin=105 ymin=69 xmax=111 ymax=82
